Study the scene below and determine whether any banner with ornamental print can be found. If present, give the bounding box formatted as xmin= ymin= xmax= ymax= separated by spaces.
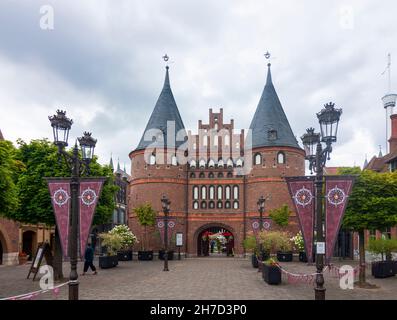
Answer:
xmin=46 ymin=178 xmax=72 ymax=258
xmin=286 ymin=176 xmax=315 ymax=263
xmin=250 ymin=218 xmax=272 ymax=240
xmin=79 ymin=178 xmax=105 ymax=258
xmin=325 ymin=176 xmax=355 ymax=264
xmin=156 ymin=217 xmax=176 ymax=246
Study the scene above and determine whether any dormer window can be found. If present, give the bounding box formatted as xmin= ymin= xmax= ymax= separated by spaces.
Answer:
xmin=277 ymin=152 xmax=285 ymax=164
xmin=268 ymin=129 xmax=277 ymax=141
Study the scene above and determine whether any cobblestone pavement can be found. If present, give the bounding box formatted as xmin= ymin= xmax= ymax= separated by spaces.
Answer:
xmin=0 ymin=257 xmax=396 ymax=300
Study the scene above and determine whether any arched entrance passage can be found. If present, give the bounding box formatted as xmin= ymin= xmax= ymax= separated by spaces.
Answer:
xmin=195 ymin=224 xmax=235 ymax=257
xmin=22 ymin=231 xmax=36 ymax=261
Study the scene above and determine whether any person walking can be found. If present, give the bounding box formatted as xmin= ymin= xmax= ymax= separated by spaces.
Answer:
xmin=82 ymin=243 xmax=97 ymax=275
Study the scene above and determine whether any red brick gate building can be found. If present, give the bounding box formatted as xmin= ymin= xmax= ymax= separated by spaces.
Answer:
xmin=128 ymin=63 xmax=305 ymax=256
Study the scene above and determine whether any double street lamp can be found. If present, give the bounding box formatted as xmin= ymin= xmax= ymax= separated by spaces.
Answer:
xmin=48 ymin=110 xmax=97 ymax=300
xmin=161 ymin=195 xmax=171 ymax=272
xmin=300 ymin=102 xmax=342 ymax=301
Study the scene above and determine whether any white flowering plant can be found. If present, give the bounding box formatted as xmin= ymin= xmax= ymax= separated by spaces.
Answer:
xmin=290 ymin=231 xmax=305 ymax=252
xmin=108 ymin=224 xmax=138 ymax=250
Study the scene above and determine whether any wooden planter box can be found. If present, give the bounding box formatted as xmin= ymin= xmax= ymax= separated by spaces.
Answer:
xmin=138 ymin=251 xmax=154 ymax=261
xmin=371 ymin=261 xmax=396 ymax=278
xmin=158 ymin=250 xmax=174 ymax=260
xmin=117 ymin=250 xmax=133 ymax=261
xmin=277 ymin=251 xmax=293 ymax=262
xmin=299 ymin=252 xmax=308 ymax=263
xmin=262 ymin=263 xmax=281 ymax=285
xmin=99 ymin=255 xmax=118 ymax=269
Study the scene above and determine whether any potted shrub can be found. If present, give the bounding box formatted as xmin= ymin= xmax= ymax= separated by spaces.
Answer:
xmin=134 ymin=203 xmax=156 ymax=261
xmin=269 ymin=205 xmax=293 ymax=262
xmin=243 ymin=235 xmax=261 ymax=268
xmin=108 ymin=224 xmax=138 ymax=261
xmin=262 ymin=257 xmax=281 ymax=285
xmin=291 ymin=231 xmax=307 ymax=262
xmin=98 ymin=232 xmax=123 ymax=269
xmin=368 ymin=238 xmax=397 ymax=278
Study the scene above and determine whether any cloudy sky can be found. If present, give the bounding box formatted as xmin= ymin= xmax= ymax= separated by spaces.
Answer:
xmin=0 ymin=0 xmax=396 ymax=173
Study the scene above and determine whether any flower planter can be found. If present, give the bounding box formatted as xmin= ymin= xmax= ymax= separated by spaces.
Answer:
xmin=371 ymin=261 xmax=396 ymax=278
xmin=262 ymin=263 xmax=281 ymax=285
xmin=158 ymin=250 xmax=174 ymax=260
xmin=299 ymin=252 xmax=308 ymax=263
xmin=117 ymin=250 xmax=133 ymax=261
xmin=138 ymin=250 xmax=154 ymax=261
xmin=251 ymin=254 xmax=259 ymax=268
xmin=18 ymin=256 xmax=28 ymax=265
xmin=277 ymin=251 xmax=293 ymax=262
xmin=99 ymin=255 xmax=118 ymax=269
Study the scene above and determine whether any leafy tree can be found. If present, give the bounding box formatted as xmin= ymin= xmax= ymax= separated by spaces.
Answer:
xmin=7 ymin=139 xmax=117 ymax=279
xmin=133 ymin=203 xmax=156 ymax=251
xmin=269 ymin=204 xmax=291 ymax=228
xmin=340 ymin=167 xmax=397 ymax=286
xmin=0 ymin=140 xmax=21 ymax=217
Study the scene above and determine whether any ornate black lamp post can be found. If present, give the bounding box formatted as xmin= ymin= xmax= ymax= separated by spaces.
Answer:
xmin=257 ymin=196 xmax=265 ymax=258
xmin=301 ymin=102 xmax=342 ymax=301
xmin=49 ymin=110 xmax=97 ymax=300
xmin=161 ymin=195 xmax=171 ymax=272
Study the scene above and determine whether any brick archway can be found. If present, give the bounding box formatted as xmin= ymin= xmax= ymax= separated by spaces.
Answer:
xmin=194 ymin=223 xmax=236 ymax=257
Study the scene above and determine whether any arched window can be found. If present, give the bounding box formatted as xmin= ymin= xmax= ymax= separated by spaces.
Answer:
xmin=203 ymin=135 xmax=208 ymax=146
xmin=193 ymin=143 xmax=197 ymax=150
xmin=193 ymin=201 xmax=199 ymax=210
xmin=217 ymin=172 xmax=224 ymax=178
xmin=209 ymin=186 xmax=215 ymax=200
xmin=213 ymin=135 xmax=218 ymax=147
xmin=190 ymin=159 xmax=196 ymax=168
xmin=208 ymin=172 xmax=214 ymax=178
xmin=217 ymin=201 xmax=223 ymax=209
xmin=193 ymin=186 xmax=199 ymax=200
xmin=201 ymin=201 xmax=207 ymax=209
xmin=208 ymin=159 xmax=215 ymax=168
xmin=201 ymin=186 xmax=207 ymax=199
xmin=277 ymin=152 xmax=285 ymax=164
xmin=227 ymin=172 xmax=233 ymax=178
xmin=209 ymin=201 xmax=215 ymax=209
xmin=227 ymin=158 xmax=233 ymax=168
xmin=218 ymin=159 xmax=224 ymax=167
xmin=233 ymin=201 xmax=239 ymax=209
xmin=171 ymin=155 xmax=177 ymax=166
xmin=199 ymin=159 xmax=206 ymax=168
xmin=225 ymin=201 xmax=231 ymax=209
xmin=236 ymin=158 xmax=243 ymax=167
xmin=199 ymin=172 xmax=205 ymax=178
xmin=190 ymin=172 xmax=196 ymax=178
xmin=225 ymin=185 xmax=231 ymax=200
xmin=254 ymin=153 xmax=262 ymax=165
xmin=217 ymin=186 xmax=223 ymax=200
xmin=235 ymin=142 xmax=240 ymax=149
xmin=233 ymin=185 xmax=239 ymax=199
xmin=225 ymin=135 xmax=230 ymax=146
xmin=214 ymin=123 xmax=218 ymax=130
xmin=149 ymin=153 xmax=156 ymax=165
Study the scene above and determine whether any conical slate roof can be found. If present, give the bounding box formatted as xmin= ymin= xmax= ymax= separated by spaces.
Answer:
xmin=248 ymin=64 xmax=299 ymax=149
xmin=136 ymin=67 xmax=186 ymax=151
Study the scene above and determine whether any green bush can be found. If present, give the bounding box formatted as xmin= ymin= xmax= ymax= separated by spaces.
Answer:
xmin=108 ymin=224 xmax=138 ymax=250
xmin=269 ymin=204 xmax=290 ymax=228
xmin=367 ymin=238 xmax=397 ymax=261
xmin=243 ymin=235 xmax=258 ymax=254
xmin=99 ymin=233 xmax=123 ymax=256
xmin=259 ymin=231 xmax=292 ymax=254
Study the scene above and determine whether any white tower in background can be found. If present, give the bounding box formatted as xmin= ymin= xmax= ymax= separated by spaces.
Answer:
xmin=381 ymin=53 xmax=397 ymax=154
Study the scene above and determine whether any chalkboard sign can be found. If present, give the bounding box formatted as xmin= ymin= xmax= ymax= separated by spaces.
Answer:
xmin=27 ymin=242 xmax=52 ymax=281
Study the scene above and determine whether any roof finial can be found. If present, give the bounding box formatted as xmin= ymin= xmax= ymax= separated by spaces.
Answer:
xmin=378 ymin=145 xmax=383 ymax=157
xmin=264 ymin=51 xmax=271 ymax=67
xmin=163 ymin=54 xmax=169 ymax=69
xmin=117 ymin=157 xmax=121 ymax=171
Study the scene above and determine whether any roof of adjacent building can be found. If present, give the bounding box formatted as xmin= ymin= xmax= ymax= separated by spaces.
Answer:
xmin=248 ymin=64 xmax=300 ymax=149
xmin=135 ymin=66 xmax=186 ymax=151
xmin=365 ymin=150 xmax=397 ymax=172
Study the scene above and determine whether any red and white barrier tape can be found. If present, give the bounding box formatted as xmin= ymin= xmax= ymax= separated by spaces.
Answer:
xmin=1 ymin=281 xmax=69 ymax=300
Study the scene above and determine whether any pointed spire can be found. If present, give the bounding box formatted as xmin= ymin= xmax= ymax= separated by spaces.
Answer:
xmin=363 ymin=154 xmax=368 ymax=169
xmin=378 ymin=145 xmax=383 ymax=157
xmin=109 ymin=153 xmax=114 ymax=171
xmin=136 ymin=60 xmax=186 ymax=151
xmin=248 ymin=59 xmax=299 ymax=149
xmin=123 ymin=163 xmax=126 ymax=173
xmin=117 ymin=158 xmax=121 ymax=171
xmin=0 ymin=128 xmax=4 ymax=141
